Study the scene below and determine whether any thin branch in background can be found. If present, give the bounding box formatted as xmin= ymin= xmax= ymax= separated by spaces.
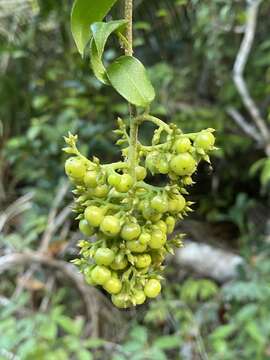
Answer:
xmin=0 ymin=192 xmax=34 ymax=233
xmin=39 ymin=181 xmax=70 ymax=253
xmin=0 ymin=251 xmax=123 ymax=338
xmin=226 ymin=106 xmax=262 ymax=143
xmin=232 ymin=0 xmax=270 ymax=145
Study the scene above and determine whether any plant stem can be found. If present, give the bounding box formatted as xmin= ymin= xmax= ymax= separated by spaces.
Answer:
xmin=124 ymin=0 xmax=138 ymax=179
xmin=124 ymin=0 xmax=133 ymax=57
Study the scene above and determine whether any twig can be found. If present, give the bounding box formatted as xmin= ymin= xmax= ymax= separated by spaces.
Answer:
xmin=39 ymin=181 xmax=70 ymax=253
xmin=0 ymin=192 xmax=34 ymax=233
xmin=232 ymin=0 xmax=270 ymax=146
xmin=0 ymin=251 xmax=123 ymax=337
xmin=226 ymin=106 xmax=261 ymax=143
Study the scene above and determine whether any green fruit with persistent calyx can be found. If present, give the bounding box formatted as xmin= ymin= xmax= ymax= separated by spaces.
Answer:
xmin=115 ymin=174 xmax=134 ymax=192
xmin=121 ymin=222 xmax=141 ymax=241
xmin=155 ymin=220 xmax=167 ymax=234
xmin=170 ymin=153 xmax=196 ymax=176
xmin=84 ymin=170 xmax=98 ymax=187
xmin=168 ymin=194 xmax=186 ymax=213
xmin=108 ymin=173 xmax=121 ymax=187
xmin=111 ymin=293 xmax=130 ymax=308
xmin=135 ymin=254 xmax=151 ymax=268
xmin=139 ymin=232 xmax=151 ymax=244
xmin=194 ymin=131 xmax=215 ymax=151
xmin=93 ymin=184 xmax=109 ymax=198
xmin=174 ymin=137 xmax=191 ymax=153
xmin=84 ymin=267 xmax=96 ymax=285
xmin=100 ymin=215 xmax=121 ymax=236
xmin=65 ymin=157 xmax=88 ymax=180
xmin=144 ymin=279 xmax=161 ymax=298
xmin=91 ymin=266 xmax=111 ymax=285
xmin=156 ymin=158 xmax=169 ymax=174
xmin=110 ymin=255 xmax=128 ymax=270
xmin=94 ymin=248 xmax=115 ymax=266
xmin=166 ymin=216 xmax=176 ymax=234
xmin=84 ymin=206 xmax=105 ymax=227
xmin=127 ymin=240 xmax=147 ymax=253
xmin=133 ymin=290 xmax=146 ymax=305
xmin=79 ymin=219 xmax=94 ymax=236
xmin=148 ymin=229 xmax=166 ymax=249
xmin=150 ymin=195 xmax=168 ymax=213
xmin=103 ymin=277 xmax=122 ymax=294
xmin=135 ymin=166 xmax=147 ymax=181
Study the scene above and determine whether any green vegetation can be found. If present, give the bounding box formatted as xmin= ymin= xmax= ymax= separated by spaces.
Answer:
xmin=1 ymin=0 xmax=270 ymax=359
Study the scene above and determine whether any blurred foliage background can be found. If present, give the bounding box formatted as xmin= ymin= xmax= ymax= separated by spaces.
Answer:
xmin=1 ymin=0 xmax=270 ymax=359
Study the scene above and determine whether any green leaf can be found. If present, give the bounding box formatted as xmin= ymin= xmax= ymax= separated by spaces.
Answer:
xmin=89 ymin=20 xmax=127 ymax=85
xmin=106 ymin=56 xmax=155 ymax=107
xmin=260 ymin=159 xmax=270 ymax=186
xmin=90 ymin=40 xmax=109 ymax=84
xmin=91 ymin=20 xmax=127 ymax=58
xmin=153 ymin=335 xmax=181 ymax=350
xmin=71 ymin=0 xmax=119 ymax=55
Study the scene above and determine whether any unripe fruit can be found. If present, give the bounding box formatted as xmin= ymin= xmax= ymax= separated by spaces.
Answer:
xmin=121 ymin=222 xmax=141 ymax=241
xmin=155 ymin=220 xmax=167 ymax=234
xmin=100 ymin=215 xmax=121 ymax=236
xmin=115 ymin=174 xmax=134 ymax=192
xmin=84 ymin=268 xmax=96 ymax=285
xmin=110 ymin=255 xmax=128 ymax=270
xmin=84 ymin=170 xmax=98 ymax=187
xmin=135 ymin=166 xmax=147 ymax=181
xmin=148 ymin=229 xmax=166 ymax=249
xmin=111 ymin=293 xmax=129 ymax=308
xmin=127 ymin=240 xmax=147 ymax=253
xmin=79 ymin=219 xmax=94 ymax=236
xmin=139 ymin=232 xmax=151 ymax=244
xmin=103 ymin=277 xmax=122 ymax=294
xmin=84 ymin=206 xmax=105 ymax=227
xmin=93 ymin=184 xmax=109 ymax=198
xmin=94 ymin=248 xmax=115 ymax=266
xmin=144 ymin=279 xmax=161 ymax=298
xmin=194 ymin=131 xmax=215 ymax=151
xmin=91 ymin=266 xmax=111 ymax=285
xmin=166 ymin=216 xmax=176 ymax=234
xmin=170 ymin=153 xmax=196 ymax=176
xmin=65 ymin=157 xmax=87 ymax=180
xmin=168 ymin=194 xmax=186 ymax=213
xmin=174 ymin=137 xmax=191 ymax=153
xmin=156 ymin=159 xmax=169 ymax=174
xmin=108 ymin=173 xmax=121 ymax=187
xmin=150 ymin=195 xmax=168 ymax=213
xmin=133 ymin=290 xmax=146 ymax=305
xmin=135 ymin=254 xmax=151 ymax=268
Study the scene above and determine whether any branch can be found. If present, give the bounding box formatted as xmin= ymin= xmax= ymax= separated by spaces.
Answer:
xmin=232 ymin=0 xmax=270 ymax=144
xmin=39 ymin=181 xmax=70 ymax=253
xmin=175 ymin=240 xmax=244 ymax=283
xmin=0 ymin=251 xmax=123 ymax=337
xmin=226 ymin=106 xmax=261 ymax=143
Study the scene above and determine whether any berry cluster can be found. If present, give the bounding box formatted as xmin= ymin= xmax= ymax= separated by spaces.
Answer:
xmin=64 ymin=117 xmax=215 ymax=308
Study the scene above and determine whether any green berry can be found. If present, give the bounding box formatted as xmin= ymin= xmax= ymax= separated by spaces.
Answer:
xmin=91 ymin=266 xmax=111 ymax=285
xmin=94 ymin=248 xmax=115 ymax=266
xmin=121 ymin=222 xmax=141 ymax=241
xmin=100 ymin=215 xmax=121 ymax=236
xmin=84 ymin=206 xmax=105 ymax=227
xmin=79 ymin=219 xmax=94 ymax=236
xmin=144 ymin=279 xmax=161 ymax=298
xmin=65 ymin=157 xmax=87 ymax=180
xmin=170 ymin=153 xmax=196 ymax=176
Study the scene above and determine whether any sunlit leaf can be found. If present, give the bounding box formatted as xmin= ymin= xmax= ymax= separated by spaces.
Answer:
xmin=71 ymin=0 xmax=119 ymax=55
xmin=106 ymin=56 xmax=155 ymax=107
